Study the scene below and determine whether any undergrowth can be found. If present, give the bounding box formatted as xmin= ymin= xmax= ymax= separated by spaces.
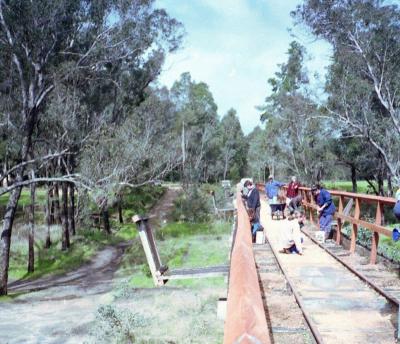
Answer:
xmin=6 ymin=185 xmax=165 ymax=283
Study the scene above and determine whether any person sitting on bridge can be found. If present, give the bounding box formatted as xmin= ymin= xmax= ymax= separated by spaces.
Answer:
xmin=279 ymin=214 xmax=303 ymax=255
xmin=311 ymin=184 xmax=336 ymax=241
xmin=265 ymin=175 xmax=285 ymax=204
xmin=294 ymin=210 xmax=306 ymax=229
xmin=288 ymin=194 xmax=303 ymax=213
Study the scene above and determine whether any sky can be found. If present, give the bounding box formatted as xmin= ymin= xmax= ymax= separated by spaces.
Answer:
xmin=155 ymin=0 xmax=332 ymax=134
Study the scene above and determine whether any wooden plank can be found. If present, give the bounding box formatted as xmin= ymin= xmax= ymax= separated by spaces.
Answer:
xmin=160 ymin=265 xmax=229 ymax=280
xmin=370 ymin=202 xmax=383 ymax=264
xmin=336 ymin=214 xmax=392 ymax=237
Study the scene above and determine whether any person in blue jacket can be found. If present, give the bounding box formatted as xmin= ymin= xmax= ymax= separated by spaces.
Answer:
xmin=394 ymin=186 xmax=400 ymax=220
xmin=311 ymin=184 xmax=336 ymax=240
xmin=265 ymin=175 xmax=285 ymax=204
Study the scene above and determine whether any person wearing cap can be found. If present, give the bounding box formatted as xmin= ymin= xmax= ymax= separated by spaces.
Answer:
xmin=265 ymin=175 xmax=285 ymax=204
xmin=311 ymin=184 xmax=336 ymax=240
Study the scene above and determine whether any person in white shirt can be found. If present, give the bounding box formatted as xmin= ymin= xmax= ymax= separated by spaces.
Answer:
xmin=279 ymin=214 xmax=303 ymax=255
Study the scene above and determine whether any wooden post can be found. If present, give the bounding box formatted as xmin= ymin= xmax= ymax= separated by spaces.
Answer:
xmin=336 ymin=196 xmax=344 ymax=245
xmin=350 ymin=197 xmax=360 ymax=254
xmin=132 ymin=215 xmax=166 ymax=286
xmin=370 ymin=202 xmax=382 ymax=264
xmin=309 ymin=191 xmax=315 ymax=225
xmin=144 ymin=220 xmax=163 ymax=273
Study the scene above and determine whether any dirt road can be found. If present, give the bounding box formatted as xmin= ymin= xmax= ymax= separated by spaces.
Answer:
xmin=0 ymin=187 xmax=180 ymax=344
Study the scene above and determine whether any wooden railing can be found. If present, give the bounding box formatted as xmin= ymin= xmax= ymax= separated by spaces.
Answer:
xmin=223 ymin=189 xmax=271 ymax=344
xmin=257 ymin=183 xmax=397 ymax=264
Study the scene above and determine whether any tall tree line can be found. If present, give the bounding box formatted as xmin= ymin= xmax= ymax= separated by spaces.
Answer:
xmin=0 ymin=1 xmax=249 ymax=295
xmin=249 ymin=0 xmax=400 ymax=192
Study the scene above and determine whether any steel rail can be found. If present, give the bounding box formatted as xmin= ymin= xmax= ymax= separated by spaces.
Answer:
xmin=300 ymin=227 xmax=400 ymax=340
xmin=263 ymin=236 xmax=325 ymax=344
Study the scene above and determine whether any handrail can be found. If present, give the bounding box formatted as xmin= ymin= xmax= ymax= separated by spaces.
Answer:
xmin=223 ymin=188 xmax=271 ymax=344
xmin=256 ymin=183 xmax=397 ymax=264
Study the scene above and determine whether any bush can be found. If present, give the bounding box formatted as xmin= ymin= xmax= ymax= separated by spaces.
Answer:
xmin=171 ymin=187 xmax=211 ymax=223
xmin=90 ymin=305 xmax=147 ymax=344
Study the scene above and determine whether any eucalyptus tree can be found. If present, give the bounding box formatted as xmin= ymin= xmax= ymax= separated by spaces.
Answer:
xmin=260 ymin=41 xmax=328 ymax=183
xmin=78 ymin=87 xmax=181 ymax=233
xmin=246 ymin=126 xmax=269 ymax=182
xmin=219 ymin=109 xmax=248 ymax=180
xmin=0 ymin=0 xmax=182 ymax=295
xmin=294 ymin=0 xmax=400 ymax=185
xmin=171 ymin=72 xmax=220 ymax=184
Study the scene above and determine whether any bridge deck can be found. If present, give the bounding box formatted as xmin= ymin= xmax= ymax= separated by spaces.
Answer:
xmin=259 ymin=198 xmax=396 ymax=344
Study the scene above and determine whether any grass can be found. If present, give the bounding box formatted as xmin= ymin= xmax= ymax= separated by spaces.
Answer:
xmin=6 ymin=185 xmax=165 ymax=283
xmin=342 ymin=222 xmax=400 ymax=263
xmin=0 ymin=188 xmax=47 ymax=207
xmin=91 ymin=288 xmax=225 ymax=343
xmin=125 ymin=220 xmax=232 ymax=289
xmin=322 ymin=180 xmax=388 ymax=194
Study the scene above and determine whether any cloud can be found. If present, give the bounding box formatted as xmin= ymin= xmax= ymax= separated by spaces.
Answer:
xmin=199 ymin=0 xmax=253 ymax=17
xmin=156 ymin=0 xmax=332 ymax=134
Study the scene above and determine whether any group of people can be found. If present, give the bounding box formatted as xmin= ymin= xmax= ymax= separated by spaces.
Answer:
xmin=244 ymin=176 xmax=400 ymax=255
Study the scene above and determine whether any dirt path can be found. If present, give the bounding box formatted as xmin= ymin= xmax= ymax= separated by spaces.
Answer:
xmin=0 ymin=187 xmax=180 ymax=344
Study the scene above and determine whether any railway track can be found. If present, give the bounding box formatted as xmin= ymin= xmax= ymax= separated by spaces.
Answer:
xmin=301 ymin=225 xmax=400 ymax=339
xmin=258 ymin=199 xmax=398 ymax=344
xmin=253 ymin=242 xmax=316 ymax=344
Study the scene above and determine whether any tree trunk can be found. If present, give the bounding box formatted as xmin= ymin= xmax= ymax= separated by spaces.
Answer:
xmin=53 ymin=183 xmax=62 ymax=224
xmin=387 ymin=173 xmax=393 ymax=197
xmin=351 ymin=165 xmax=357 ymax=193
xmin=27 ymin=171 xmax=35 ymax=273
xmin=44 ymin=184 xmax=52 ymax=248
xmin=223 ymin=154 xmax=229 ymax=180
xmin=49 ymin=186 xmax=55 ymax=225
xmin=61 ymin=182 xmax=70 ymax=250
xmin=101 ymin=207 xmax=111 ymax=234
xmin=377 ymin=174 xmax=384 ymax=196
xmin=0 ymin=185 xmax=22 ymax=295
xmin=117 ymin=194 xmax=123 ymax=224
xmin=68 ymin=183 xmax=76 ymax=236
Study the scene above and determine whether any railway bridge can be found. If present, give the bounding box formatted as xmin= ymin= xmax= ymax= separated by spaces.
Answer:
xmin=223 ymin=184 xmax=399 ymax=344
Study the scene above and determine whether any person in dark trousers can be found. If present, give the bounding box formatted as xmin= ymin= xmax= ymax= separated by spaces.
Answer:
xmin=394 ymin=186 xmax=400 ymax=220
xmin=244 ymin=180 xmax=262 ymax=241
xmin=288 ymin=194 xmax=303 ymax=213
xmin=265 ymin=175 xmax=285 ymax=204
xmin=311 ymin=184 xmax=336 ymax=240
xmin=245 ymin=180 xmax=261 ymax=223
xmin=286 ymin=176 xmax=300 ymax=204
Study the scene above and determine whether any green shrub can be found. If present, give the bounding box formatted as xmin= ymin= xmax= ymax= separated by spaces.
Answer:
xmin=171 ymin=187 xmax=211 ymax=223
xmin=90 ymin=305 xmax=147 ymax=343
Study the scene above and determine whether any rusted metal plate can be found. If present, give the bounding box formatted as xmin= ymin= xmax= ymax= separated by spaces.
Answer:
xmin=223 ymin=191 xmax=271 ymax=344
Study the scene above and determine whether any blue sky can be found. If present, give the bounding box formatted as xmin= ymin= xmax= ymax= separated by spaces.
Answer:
xmin=155 ymin=0 xmax=332 ymax=134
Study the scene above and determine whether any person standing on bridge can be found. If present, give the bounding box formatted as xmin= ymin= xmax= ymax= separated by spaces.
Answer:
xmin=312 ymin=184 xmax=336 ymax=240
xmin=244 ymin=180 xmax=261 ymax=223
xmin=286 ymin=176 xmax=300 ymax=205
xmin=244 ymin=180 xmax=263 ymax=242
xmin=265 ymin=175 xmax=285 ymax=204
xmin=394 ymin=186 xmax=400 ymax=220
